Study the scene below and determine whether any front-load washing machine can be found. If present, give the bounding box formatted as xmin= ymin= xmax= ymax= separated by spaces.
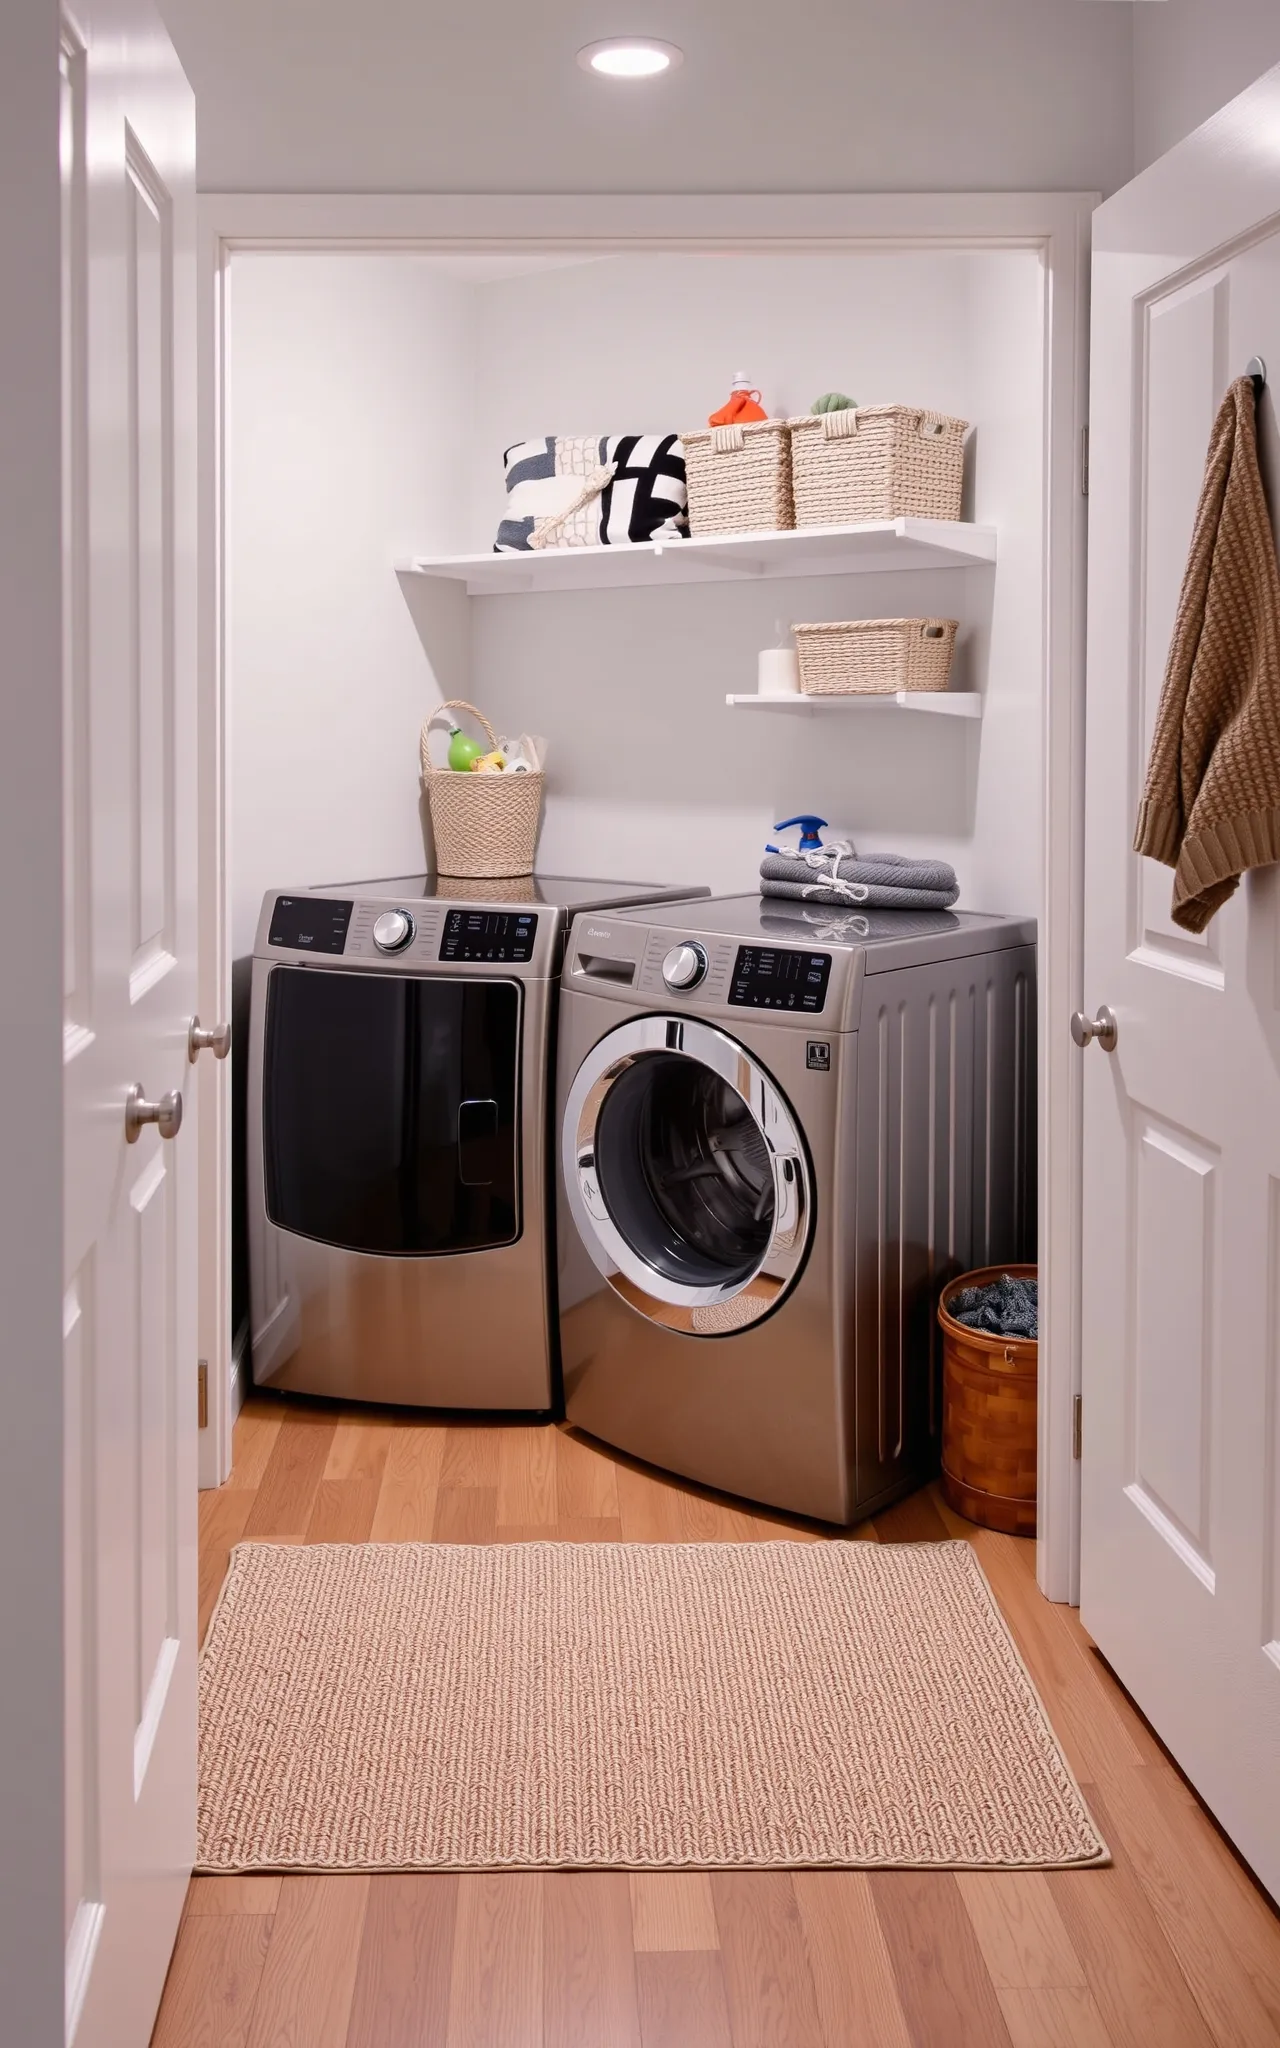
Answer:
xmin=556 ymin=895 xmax=1037 ymax=1522
xmin=247 ymin=872 xmax=705 ymax=1410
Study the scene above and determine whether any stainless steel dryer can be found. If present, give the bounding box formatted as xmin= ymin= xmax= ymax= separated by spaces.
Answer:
xmin=247 ymin=873 xmax=705 ymax=1410
xmin=556 ymin=896 xmax=1037 ymax=1522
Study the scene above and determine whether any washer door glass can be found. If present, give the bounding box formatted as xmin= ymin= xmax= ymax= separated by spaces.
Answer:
xmin=563 ymin=1016 xmax=810 ymax=1335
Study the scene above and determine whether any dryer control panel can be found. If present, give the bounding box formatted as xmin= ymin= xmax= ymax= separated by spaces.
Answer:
xmin=267 ymin=895 xmax=353 ymax=955
xmin=439 ymin=909 xmax=538 ymax=963
xmin=258 ymin=890 xmax=555 ymax=975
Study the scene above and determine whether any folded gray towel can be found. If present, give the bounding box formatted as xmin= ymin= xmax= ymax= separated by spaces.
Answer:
xmin=760 ymin=845 xmax=960 ymax=910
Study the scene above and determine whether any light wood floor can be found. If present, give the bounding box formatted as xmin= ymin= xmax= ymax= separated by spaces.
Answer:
xmin=154 ymin=1393 xmax=1280 ymax=2048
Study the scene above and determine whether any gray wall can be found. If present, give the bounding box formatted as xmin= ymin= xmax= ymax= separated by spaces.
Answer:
xmin=1134 ymin=0 xmax=1280 ymax=170
xmin=0 ymin=0 xmax=65 ymax=2040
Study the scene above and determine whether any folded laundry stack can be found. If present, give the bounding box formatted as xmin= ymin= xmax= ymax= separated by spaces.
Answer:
xmin=760 ymin=840 xmax=960 ymax=910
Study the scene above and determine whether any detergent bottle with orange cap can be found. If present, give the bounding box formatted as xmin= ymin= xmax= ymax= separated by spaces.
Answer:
xmin=708 ymin=372 xmax=768 ymax=427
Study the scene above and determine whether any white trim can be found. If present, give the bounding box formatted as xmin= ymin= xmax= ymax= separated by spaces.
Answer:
xmin=196 ymin=211 xmax=232 ymax=1487
xmin=65 ymin=1899 xmax=105 ymax=2046
xmin=197 ymin=191 xmax=1093 ymax=1601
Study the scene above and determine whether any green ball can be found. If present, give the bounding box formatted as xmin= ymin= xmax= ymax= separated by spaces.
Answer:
xmin=811 ymin=391 xmax=856 ymax=414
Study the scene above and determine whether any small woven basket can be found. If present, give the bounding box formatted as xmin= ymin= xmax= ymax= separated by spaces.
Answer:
xmin=681 ymin=419 xmax=794 ymax=535
xmin=419 ymin=699 xmax=544 ymax=880
xmin=938 ymin=1263 xmax=1038 ymax=1538
xmin=788 ymin=405 xmax=969 ymax=525
xmin=793 ymin=618 xmax=958 ymax=696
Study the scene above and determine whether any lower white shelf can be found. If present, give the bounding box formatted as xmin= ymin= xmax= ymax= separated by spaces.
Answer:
xmin=725 ymin=691 xmax=981 ymax=720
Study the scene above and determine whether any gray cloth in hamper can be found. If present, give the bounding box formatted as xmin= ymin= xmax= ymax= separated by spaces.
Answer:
xmin=947 ymin=1274 xmax=1038 ymax=1341
xmin=760 ymin=846 xmax=960 ymax=910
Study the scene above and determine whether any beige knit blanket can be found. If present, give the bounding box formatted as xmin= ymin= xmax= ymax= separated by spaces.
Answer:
xmin=1134 ymin=375 xmax=1280 ymax=932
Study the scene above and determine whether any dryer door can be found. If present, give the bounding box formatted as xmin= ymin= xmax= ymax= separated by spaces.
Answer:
xmin=563 ymin=1015 xmax=812 ymax=1335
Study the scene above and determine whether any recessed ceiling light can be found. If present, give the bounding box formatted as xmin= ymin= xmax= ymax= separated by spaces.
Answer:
xmin=577 ymin=38 xmax=683 ymax=79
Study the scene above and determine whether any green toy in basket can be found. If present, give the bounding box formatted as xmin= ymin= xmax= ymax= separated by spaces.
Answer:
xmin=811 ymin=391 xmax=857 ymax=414
xmin=446 ymin=721 xmax=484 ymax=772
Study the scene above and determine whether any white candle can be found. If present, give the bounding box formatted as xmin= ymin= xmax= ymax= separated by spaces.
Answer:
xmin=758 ymin=647 xmax=800 ymax=696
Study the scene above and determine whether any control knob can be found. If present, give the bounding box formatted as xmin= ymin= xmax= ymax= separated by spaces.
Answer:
xmin=372 ymin=908 xmax=415 ymax=954
xmin=662 ymin=941 xmax=708 ymax=992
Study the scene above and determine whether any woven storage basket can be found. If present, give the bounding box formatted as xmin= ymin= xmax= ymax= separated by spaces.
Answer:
xmin=938 ymin=1263 xmax=1037 ymax=1538
xmin=681 ymin=419 xmax=793 ymax=536
xmin=794 ymin=617 xmax=958 ymax=696
xmin=419 ymin=699 xmax=544 ymax=880
xmin=788 ymin=405 xmax=969 ymax=525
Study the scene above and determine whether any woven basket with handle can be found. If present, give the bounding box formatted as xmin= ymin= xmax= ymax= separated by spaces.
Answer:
xmin=419 ymin=699 xmax=544 ymax=879
xmin=788 ymin=405 xmax=969 ymax=525
xmin=681 ymin=419 xmax=794 ymax=535
xmin=793 ymin=617 xmax=958 ymax=695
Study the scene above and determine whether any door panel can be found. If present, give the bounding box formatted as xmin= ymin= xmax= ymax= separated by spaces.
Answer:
xmin=1135 ymin=277 xmax=1230 ymax=978
xmin=1081 ymin=63 xmax=1280 ymax=1901
xmin=1129 ymin=1114 xmax=1217 ymax=1575
xmin=61 ymin=1 xmax=199 ymax=2039
xmin=126 ymin=133 xmax=175 ymax=983
xmin=61 ymin=25 xmax=92 ymax=1048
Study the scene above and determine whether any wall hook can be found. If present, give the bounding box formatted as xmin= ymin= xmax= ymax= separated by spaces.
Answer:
xmin=1246 ymin=355 xmax=1266 ymax=395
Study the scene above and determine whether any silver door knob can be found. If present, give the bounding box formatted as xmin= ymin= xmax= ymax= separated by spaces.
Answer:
xmin=1070 ymin=1006 xmax=1118 ymax=1052
xmin=125 ymin=1084 xmax=183 ymax=1143
xmin=188 ymin=1015 xmax=231 ymax=1062
xmin=662 ymin=941 xmax=708 ymax=991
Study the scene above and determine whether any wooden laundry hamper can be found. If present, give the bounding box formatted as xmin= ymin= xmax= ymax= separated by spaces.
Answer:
xmin=419 ymin=700 xmax=544 ymax=880
xmin=681 ymin=419 xmax=793 ymax=535
xmin=938 ymin=1264 xmax=1038 ymax=1537
xmin=794 ymin=617 xmax=958 ymax=695
xmin=788 ymin=405 xmax=969 ymax=524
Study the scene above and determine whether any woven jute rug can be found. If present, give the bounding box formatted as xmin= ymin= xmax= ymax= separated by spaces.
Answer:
xmin=197 ymin=1539 xmax=1107 ymax=1873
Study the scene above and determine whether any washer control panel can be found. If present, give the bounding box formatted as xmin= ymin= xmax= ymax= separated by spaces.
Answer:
xmin=728 ymin=945 xmax=832 ymax=1013
xmin=565 ymin=917 xmax=854 ymax=1026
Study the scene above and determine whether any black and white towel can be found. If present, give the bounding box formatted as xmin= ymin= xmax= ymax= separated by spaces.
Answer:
xmin=496 ymin=433 xmax=687 ymax=552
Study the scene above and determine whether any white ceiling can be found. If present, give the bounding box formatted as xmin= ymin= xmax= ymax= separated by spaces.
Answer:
xmin=158 ymin=0 xmax=1138 ymax=198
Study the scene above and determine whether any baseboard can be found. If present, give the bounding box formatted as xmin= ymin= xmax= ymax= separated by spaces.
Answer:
xmin=230 ymin=1317 xmax=250 ymax=1425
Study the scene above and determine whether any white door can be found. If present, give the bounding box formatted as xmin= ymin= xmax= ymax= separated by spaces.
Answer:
xmin=1080 ymin=63 xmax=1280 ymax=1901
xmin=61 ymin=2 xmax=199 ymax=2040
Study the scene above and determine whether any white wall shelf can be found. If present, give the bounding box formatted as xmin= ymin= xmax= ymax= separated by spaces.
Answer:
xmin=725 ymin=690 xmax=982 ymax=720
xmin=398 ymin=518 xmax=996 ymax=596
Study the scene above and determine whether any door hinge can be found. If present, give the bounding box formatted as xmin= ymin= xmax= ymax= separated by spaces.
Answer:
xmin=1081 ymin=424 xmax=1090 ymax=498
xmin=1072 ymin=1392 xmax=1082 ymax=1461
xmin=198 ymin=1358 xmax=209 ymax=1430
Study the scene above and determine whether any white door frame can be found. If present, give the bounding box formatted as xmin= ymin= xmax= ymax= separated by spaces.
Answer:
xmin=0 ymin=3 xmax=65 ymax=2037
xmin=197 ymin=191 xmax=1092 ymax=1601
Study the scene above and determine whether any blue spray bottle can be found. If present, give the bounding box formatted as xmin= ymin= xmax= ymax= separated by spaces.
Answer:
xmin=767 ymin=815 xmax=829 ymax=855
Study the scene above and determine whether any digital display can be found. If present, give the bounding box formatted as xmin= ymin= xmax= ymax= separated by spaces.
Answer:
xmin=268 ymin=895 xmax=353 ymax=954
xmin=439 ymin=909 xmax=538 ymax=963
xmin=728 ymin=945 xmax=831 ymax=1013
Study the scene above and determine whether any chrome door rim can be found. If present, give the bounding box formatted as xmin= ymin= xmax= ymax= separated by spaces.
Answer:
xmin=562 ymin=1014 xmax=811 ymax=1334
